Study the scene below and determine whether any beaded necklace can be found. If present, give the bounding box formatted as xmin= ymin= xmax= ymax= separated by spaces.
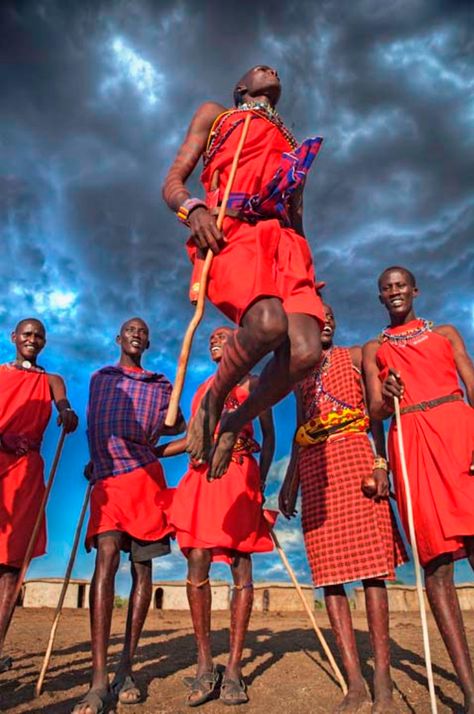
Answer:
xmin=380 ymin=318 xmax=433 ymax=344
xmin=204 ymin=103 xmax=297 ymax=166
xmin=307 ymin=348 xmax=356 ymax=415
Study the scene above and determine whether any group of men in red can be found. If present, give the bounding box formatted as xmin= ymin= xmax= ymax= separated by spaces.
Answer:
xmin=0 ymin=65 xmax=473 ymax=714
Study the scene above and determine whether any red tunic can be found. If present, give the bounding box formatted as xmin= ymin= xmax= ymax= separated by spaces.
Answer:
xmin=0 ymin=365 xmax=52 ymax=568
xmin=85 ymin=461 xmax=172 ymax=549
xmin=377 ymin=320 xmax=474 ymax=566
xmin=163 ymin=377 xmax=275 ymax=564
xmin=187 ymin=110 xmax=325 ymax=327
xmin=297 ymin=348 xmax=407 ymax=587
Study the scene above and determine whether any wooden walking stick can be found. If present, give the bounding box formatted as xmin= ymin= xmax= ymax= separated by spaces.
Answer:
xmin=35 ymin=482 xmax=92 ymax=696
xmin=270 ymin=528 xmax=348 ymax=695
xmin=165 ymin=112 xmax=253 ymax=426
xmin=0 ymin=429 xmax=67 ymax=660
xmin=393 ymin=396 xmax=438 ymax=714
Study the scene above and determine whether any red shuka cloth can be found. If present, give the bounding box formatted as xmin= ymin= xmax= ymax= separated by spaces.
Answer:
xmin=297 ymin=348 xmax=407 ymax=587
xmin=0 ymin=365 xmax=52 ymax=568
xmin=377 ymin=320 xmax=474 ymax=566
xmin=187 ymin=111 xmax=325 ymax=327
xmin=160 ymin=378 xmax=276 ymax=564
xmin=85 ymin=461 xmax=173 ymax=548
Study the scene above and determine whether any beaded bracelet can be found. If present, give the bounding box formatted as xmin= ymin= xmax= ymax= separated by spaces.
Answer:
xmin=176 ymin=197 xmax=208 ymax=226
xmin=373 ymin=456 xmax=388 ymax=471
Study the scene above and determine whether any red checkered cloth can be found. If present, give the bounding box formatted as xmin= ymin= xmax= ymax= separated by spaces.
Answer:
xmin=297 ymin=347 xmax=408 ymax=587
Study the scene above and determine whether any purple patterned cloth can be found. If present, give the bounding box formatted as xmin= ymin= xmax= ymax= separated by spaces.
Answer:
xmin=225 ymin=137 xmax=323 ymax=226
xmin=87 ymin=365 xmax=173 ymax=482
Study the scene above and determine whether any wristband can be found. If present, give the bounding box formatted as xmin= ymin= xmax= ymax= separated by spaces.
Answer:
xmin=373 ymin=456 xmax=388 ymax=471
xmin=176 ymin=198 xmax=207 ymax=226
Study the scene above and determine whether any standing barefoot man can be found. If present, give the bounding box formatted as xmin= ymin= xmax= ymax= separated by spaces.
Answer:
xmin=157 ymin=326 xmax=275 ymax=706
xmin=363 ymin=267 xmax=474 ymax=714
xmin=0 ymin=318 xmax=78 ymax=672
xmin=162 ymin=65 xmax=325 ymax=479
xmin=280 ymin=303 xmax=407 ymax=714
xmin=73 ymin=318 xmax=185 ymax=714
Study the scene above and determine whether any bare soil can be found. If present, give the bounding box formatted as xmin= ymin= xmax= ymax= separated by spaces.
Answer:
xmin=0 ymin=609 xmax=472 ymax=713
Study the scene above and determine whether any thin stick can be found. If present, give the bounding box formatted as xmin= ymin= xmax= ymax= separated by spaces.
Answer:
xmin=165 ymin=113 xmax=253 ymax=426
xmin=270 ymin=528 xmax=348 ymax=695
xmin=35 ymin=482 xmax=92 ymax=696
xmin=0 ymin=429 xmax=67 ymax=656
xmin=394 ymin=397 xmax=438 ymax=714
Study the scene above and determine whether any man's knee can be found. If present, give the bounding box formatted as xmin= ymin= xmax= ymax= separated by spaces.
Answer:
xmin=425 ymin=554 xmax=454 ymax=586
xmin=187 ymin=548 xmax=211 ymax=573
xmin=243 ymin=300 xmax=288 ymax=350
xmin=96 ymin=537 xmax=121 ymax=574
xmin=290 ymin=327 xmax=321 ymax=378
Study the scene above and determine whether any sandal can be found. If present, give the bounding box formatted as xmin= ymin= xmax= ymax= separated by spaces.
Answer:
xmin=111 ymin=674 xmax=141 ymax=705
xmin=0 ymin=655 xmax=12 ymax=673
xmin=185 ymin=668 xmax=220 ymax=707
xmin=220 ymin=677 xmax=249 ymax=706
xmin=71 ymin=687 xmax=109 ymax=714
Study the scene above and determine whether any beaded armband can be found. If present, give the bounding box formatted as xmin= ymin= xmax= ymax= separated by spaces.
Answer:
xmin=373 ymin=456 xmax=388 ymax=471
xmin=176 ymin=198 xmax=207 ymax=226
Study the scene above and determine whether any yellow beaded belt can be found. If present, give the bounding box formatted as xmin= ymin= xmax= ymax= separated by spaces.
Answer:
xmin=295 ymin=407 xmax=369 ymax=447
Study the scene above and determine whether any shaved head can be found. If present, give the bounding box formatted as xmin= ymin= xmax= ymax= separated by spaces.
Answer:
xmin=119 ymin=317 xmax=149 ymax=335
xmin=378 ymin=266 xmax=416 ymax=290
xmin=14 ymin=317 xmax=45 ymax=335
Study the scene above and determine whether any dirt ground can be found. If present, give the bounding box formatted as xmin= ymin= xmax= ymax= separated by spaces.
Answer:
xmin=0 ymin=608 xmax=472 ymax=713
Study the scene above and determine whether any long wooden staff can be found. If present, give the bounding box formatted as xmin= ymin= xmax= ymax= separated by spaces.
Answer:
xmin=35 ymin=482 xmax=92 ymax=696
xmin=270 ymin=528 xmax=348 ymax=695
xmin=165 ymin=112 xmax=253 ymax=426
xmin=0 ymin=429 xmax=67 ymax=659
xmin=393 ymin=397 xmax=438 ymax=714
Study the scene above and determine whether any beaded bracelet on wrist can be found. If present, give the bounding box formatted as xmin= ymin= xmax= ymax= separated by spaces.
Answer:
xmin=176 ymin=198 xmax=208 ymax=226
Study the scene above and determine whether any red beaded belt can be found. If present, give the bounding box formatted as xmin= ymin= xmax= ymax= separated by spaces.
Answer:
xmin=400 ymin=393 xmax=463 ymax=415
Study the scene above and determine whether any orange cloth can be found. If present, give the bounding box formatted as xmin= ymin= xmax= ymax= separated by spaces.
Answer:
xmin=161 ymin=378 xmax=276 ymax=564
xmin=85 ymin=461 xmax=173 ymax=549
xmin=187 ymin=111 xmax=324 ymax=326
xmin=377 ymin=321 xmax=474 ymax=566
xmin=0 ymin=365 xmax=52 ymax=568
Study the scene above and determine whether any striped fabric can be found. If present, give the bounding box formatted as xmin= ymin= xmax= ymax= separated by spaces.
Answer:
xmin=87 ymin=365 xmax=172 ymax=482
xmin=224 ymin=138 xmax=323 ymax=227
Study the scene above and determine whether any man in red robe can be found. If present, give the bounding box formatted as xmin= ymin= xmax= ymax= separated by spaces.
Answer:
xmin=157 ymin=326 xmax=275 ymax=706
xmin=280 ymin=303 xmax=407 ymax=713
xmin=363 ymin=266 xmax=474 ymax=713
xmin=162 ymin=65 xmax=325 ymax=480
xmin=0 ymin=318 xmax=78 ymax=672
xmin=72 ymin=318 xmax=185 ymax=714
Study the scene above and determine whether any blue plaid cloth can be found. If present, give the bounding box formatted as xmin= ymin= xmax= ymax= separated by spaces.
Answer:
xmin=87 ymin=365 xmax=173 ymax=482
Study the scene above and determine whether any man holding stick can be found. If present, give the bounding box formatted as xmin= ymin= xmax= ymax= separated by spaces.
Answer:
xmin=73 ymin=318 xmax=185 ymax=714
xmin=163 ymin=65 xmax=325 ymax=479
xmin=280 ymin=303 xmax=407 ymax=714
xmin=0 ymin=318 xmax=78 ymax=671
xmin=363 ymin=266 xmax=474 ymax=714
xmin=157 ymin=325 xmax=275 ymax=706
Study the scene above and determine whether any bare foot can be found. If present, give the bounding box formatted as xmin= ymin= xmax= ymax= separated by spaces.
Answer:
xmin=186 ymin=391 xmax=215 ymax=463
xmin=208 ymin=420 xmax=237 ymax=481
xmin=334 ymin=686 xmax=371 ymax=714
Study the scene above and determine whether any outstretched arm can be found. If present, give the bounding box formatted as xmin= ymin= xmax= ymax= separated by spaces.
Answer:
xmin=435 ymin=325 xmax=474 ymax=406
xmin=258 ymin=407 xmax=275 ymax=492
xmin=155 ymin=437 xmax=187 ymax=458
xmin=279 ymin=388 xmax=303 ymax=518
xmin=162 ymin=101 xmax=225 ymax=254
xmin=161 ymin=411 xmax=187 ymax=437
xmin=48 ymin=374 xmax=79 ymax=433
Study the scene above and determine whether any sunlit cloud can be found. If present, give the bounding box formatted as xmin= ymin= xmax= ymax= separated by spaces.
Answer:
xmin=102 ymin=36 xmax=165 ymax=109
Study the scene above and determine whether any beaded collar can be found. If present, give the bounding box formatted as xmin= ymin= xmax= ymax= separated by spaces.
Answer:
xmin=8 ymin=360 xmax=45 ymax=372
xmin=308 ymin=348 xmax=357 ymax=414
xmin=380 ymin=318 xmax=433 ymax=344
xmin=205 ymin=103 xmax=297 ymax=166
